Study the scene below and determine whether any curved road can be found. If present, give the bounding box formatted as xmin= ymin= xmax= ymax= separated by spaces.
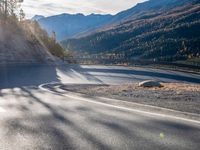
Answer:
xmin=0 ymin=64 xmax=200 ymax=150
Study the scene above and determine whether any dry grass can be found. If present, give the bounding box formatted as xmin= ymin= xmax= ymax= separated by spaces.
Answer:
xmin=161 ymin=83 xmax=200 ymax=92
xmin=63 ymin=83 xmax=200 ymax=114
xmin=86 ymin=83 xmax=200 ymax=94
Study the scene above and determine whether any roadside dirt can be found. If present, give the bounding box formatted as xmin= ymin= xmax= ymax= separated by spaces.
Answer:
xmin=61 ymin=83 xmax=200 ymax=114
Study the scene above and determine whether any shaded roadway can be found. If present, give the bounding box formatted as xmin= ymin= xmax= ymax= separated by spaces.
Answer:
xmin=0 ymin=64 xmax=200 ymax=149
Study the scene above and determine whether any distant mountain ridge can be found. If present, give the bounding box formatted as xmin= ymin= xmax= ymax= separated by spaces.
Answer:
xmin=35 ymin=0 xmax=195 ymax=42
xmin=35 ymin=13 xmax=112 ymax=41
xmin=32 ymin=15 xmax=45 ymax=21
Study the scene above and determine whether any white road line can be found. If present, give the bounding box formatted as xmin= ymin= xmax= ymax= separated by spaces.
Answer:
xmin=64 ymin=93 xmax=200 ymax=125
xmin=39 ymin=83 xmax=200 ymax=125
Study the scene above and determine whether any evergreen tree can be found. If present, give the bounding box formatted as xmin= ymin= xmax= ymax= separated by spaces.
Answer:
xmin=19 ymin=8 xmax=25 ymax=21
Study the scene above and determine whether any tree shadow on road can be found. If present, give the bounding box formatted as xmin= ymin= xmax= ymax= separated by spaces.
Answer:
xmin=1 ymin=85 xmax=200 ymax=149
xmin=0 ymin=64 xmax=104 ymax=90
xmin=0 ymin=64 xmax=60 ymax=89
xmin=79 ymin=67 xmax=200 ymax=83
xmin=2 ymin=87 xmax=112 ymax=149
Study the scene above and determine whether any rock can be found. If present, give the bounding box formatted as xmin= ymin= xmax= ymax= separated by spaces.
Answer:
xmin=139 ymin=80 xmax=163 ymax=88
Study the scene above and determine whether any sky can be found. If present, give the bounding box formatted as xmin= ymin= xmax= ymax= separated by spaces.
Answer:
xmin=21 ymin=0 xmax=146 ymax=18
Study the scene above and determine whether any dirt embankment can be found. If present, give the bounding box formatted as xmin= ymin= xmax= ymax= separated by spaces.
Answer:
xmin=0 ymin=21 xmax=54 ymax=65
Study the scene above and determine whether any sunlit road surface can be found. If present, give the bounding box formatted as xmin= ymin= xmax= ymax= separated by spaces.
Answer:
xmin=0 ymin=64 xmax=200 ymax=150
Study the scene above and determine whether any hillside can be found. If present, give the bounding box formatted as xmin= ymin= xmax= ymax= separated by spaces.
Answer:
xmin=0 ymin=17 xmax=73 ymax=65
xmin=36 ymin=13 xmax=112 ymax=41
xmin=62 ymin=0 xmax=200 ymax=64
xmin=0 ymin=19 xmax=55 ymax=65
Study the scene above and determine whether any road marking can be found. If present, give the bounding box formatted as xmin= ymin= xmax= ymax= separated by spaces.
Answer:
xmin=64 ymin=93 xmax=200 ymax=125
xmin=39 ymin=83 xmax=200 ymax=125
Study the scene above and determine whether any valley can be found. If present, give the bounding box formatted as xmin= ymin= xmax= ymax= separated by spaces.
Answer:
xmin=59 ymin=0 xmax=200 ymax=66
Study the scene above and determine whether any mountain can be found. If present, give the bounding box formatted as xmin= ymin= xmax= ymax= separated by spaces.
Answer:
xmin=31 ymin=15 xmax=45 ymax=21
xmin=62 ymin=0 xmax=200 ymax=63
xmin=36 ymin=13 xmax=112 ymax=41
xmin=110 ymin=0 xmax=192 ymax=23
xmin=36 ymin=0 xmax=193 ymax=41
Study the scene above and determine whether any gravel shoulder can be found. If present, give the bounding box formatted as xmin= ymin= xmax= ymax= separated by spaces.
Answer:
xmin=60 ymin=83 xmax=200 ymax=114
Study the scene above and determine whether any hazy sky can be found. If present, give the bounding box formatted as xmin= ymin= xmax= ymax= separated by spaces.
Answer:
xmin=21 ymin=0 xmax=146 ymax=18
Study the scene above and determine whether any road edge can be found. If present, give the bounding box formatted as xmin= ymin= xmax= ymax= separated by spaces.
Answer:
xmin=39 ymin=83 xmax=200 ymax=125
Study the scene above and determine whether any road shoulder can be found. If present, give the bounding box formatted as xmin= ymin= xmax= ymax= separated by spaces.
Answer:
xmin=39 ymin=83 xmax=200 ymax=125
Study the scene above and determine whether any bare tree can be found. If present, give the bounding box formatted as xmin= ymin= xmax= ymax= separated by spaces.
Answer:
xmin=0 ymin=0 xmax=23 ymax=20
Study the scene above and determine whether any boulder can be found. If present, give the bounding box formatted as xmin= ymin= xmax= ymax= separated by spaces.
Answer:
xmin=139 ymin=80 xmax=163 ymax=88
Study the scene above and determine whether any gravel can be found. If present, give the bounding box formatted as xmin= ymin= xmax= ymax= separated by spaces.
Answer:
xmin=61 ymin=83 xmax=200 ymax=114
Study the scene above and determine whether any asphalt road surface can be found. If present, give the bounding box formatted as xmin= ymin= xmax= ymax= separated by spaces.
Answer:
xmin=0 ymin=64 xmax=200 ymax=150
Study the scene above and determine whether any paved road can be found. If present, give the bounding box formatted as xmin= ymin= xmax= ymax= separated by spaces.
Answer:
xmin=0 ymin=64 xmax=200 ymax=150
xmin=0 ymin=64 xmax=200 ymax=89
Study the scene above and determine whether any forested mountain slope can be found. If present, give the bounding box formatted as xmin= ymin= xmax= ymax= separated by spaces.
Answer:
xmin=63 ymin=0 xmax=200 ymax=63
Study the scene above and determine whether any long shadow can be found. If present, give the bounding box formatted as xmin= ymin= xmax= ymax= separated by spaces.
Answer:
xmin=57 ymin=65 xmax=104 ymax=84
xmin=1 ymin=64 xmax=200 ymax=90
xmin=2 ymin=87 xmax=200 ymax=149
xmin=5 ymin=116 xmax=75 ymax=149
xmin=0 ymin=64 xmax=60 ymax=89
xmin=19 ymin=87 xmax=112 ymax=150
xmin=0 ymin=64 xmax=106 ymax=90
xmin=89 ymin=108 xmax=200 ymax=147
xmin=77 ymin=67 xmax=200 ymax=83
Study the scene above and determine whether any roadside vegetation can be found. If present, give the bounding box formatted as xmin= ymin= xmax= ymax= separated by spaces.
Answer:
xmin=0 ymin=0 xmax=74 ymax=63
xmin=21 ymin=20 xmax=74 ymax=61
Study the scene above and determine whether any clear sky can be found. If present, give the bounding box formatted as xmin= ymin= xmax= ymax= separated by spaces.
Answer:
xmin=21 ymin=0 xmax=146 ymax=18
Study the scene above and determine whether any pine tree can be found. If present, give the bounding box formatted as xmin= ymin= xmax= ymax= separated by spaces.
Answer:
xmin=51 ymin=31 xmax=56 ymax=43
xmin=19 ymin=8 xmax=25 ymax=21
